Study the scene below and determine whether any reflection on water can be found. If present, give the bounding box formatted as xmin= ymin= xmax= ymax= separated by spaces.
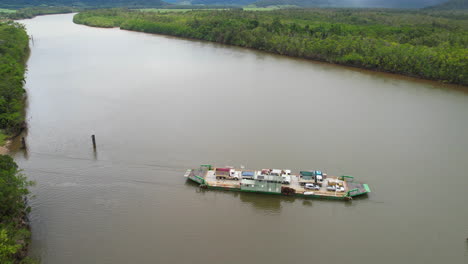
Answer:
xmin=466 ymin=240 xmax=468 ymax=256
xmin=185 ymin=179 xmax=368 ymax=212
xmin=239 ymin=192 xmax=282 ymax=213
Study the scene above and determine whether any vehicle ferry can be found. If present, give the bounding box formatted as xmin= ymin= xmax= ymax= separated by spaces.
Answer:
xmin=185 ymin=165 xmax=371 ymax=200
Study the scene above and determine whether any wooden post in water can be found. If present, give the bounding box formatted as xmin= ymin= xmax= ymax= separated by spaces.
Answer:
xmin=91 ymin=135 xmax=96 ymax=150
xmin=21 ymin=137 xmax=26 ymax=149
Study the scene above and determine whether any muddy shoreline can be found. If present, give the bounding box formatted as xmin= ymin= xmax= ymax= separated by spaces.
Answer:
xmin=0 ymin=139 xmax=12 ymax=155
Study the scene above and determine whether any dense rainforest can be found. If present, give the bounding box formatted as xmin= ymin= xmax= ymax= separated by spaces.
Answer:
xmin=425 ymin=0 xmax=468 ymax=10
xmin=0 ymin=154 xmax=34 ymax=264
xmin=0 ymin=22 xmax=34 ymax=264
xmin=0 ymin=0 xmax=167 ymax=9
xmin=0 ymin=7 xmax=77 ymax=20
xmin=251 ymin=0 xmax=447 ymax=8
xmin=74 ymin=9 xmax=467 ymax=85
xmin=0 ymin=0 xmax=452 ymax=9
xmin=173 ymin=0 xmax=447 ymax=8
xmin=0 ymin=21 xmax=29 ymax=138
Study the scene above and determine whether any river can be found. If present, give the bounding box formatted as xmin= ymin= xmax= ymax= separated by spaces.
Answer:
xmin=15 ymin=13 xmax=468 ymax=264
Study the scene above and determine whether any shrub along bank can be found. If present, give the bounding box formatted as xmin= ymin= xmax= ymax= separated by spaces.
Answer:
xmin=0 ymin=21 xmax=29 ymax=139
xmin=0 ymin=21 xmax=35 ymax=264
xmin=74 ymin=8 xmax=468 ymax=85
xmin=0 ymin=155 xmax=34 ymax=264
xmin=1 ymin=7 xmax=77 ymax=20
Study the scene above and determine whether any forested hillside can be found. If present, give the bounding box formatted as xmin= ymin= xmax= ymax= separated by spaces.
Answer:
xmin=0 ymin=0 xmax=449 ymax=8
xmin=0 ymin=0 xmax=168 ymax=9
xmin=0 ymin=7 xmax=77 ymax=19
xmin=187 ymin=0 xmax=446 ymax=8
xmin=74 ymin=9 xmax=467 ymax=85
xmin=425 ymin=0 xmax=468 ymax=10
xmin=189 ymin=0 xmax=255 ymax=6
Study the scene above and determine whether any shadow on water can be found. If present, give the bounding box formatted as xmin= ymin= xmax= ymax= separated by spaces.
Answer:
xmin=184 ymin=180 xmax=283 ymax=212
xmin=344 ymin=193 xmax=370 ymax=207
xmin=92 ymin=149 xmax=98 ymax=161
xmin=133 ymin=29 xmax=468 ymax=94
xmin=239 ymin=192 xmax=282 ymax=212
xmin=184 ymin=179 xmax=368 ymax=212
xmin=10 ymin=129 xmax=29 ymax=160
xmin=465 ymin=239 xmax=468 ymax=256
xmin=184 ymin=179 xmax=201 ymax=188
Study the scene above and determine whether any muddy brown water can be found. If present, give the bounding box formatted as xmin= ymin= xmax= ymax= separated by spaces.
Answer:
xmin=15 ymin=13 xmax=468 ymax=264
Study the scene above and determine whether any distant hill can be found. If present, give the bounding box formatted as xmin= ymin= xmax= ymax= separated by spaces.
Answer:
xmin=253 ymin=0 xmax=323 ymax=7
xmin=189 ymin=0 xmax=255 ymax=5
xmin=253 ymin=0 xmax=447 ymax=8
xmin=1 ymin=0 xmax=458 ymax=10
xmin=0 ymin=0 xmax=168 ymax=9
xmin=425 ymin=0 xmax=468 ymax=9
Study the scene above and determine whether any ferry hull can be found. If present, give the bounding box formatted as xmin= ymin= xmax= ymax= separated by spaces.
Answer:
xmin=185 ymin=167 xmax=370 ymax=201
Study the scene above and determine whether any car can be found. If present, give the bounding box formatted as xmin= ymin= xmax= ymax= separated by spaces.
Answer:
xmin=314 ymin=185 xmax=321 ymax=190
xmin=327 ymin=185 xmax=336 ymax=191
xmin=304 ymin=183 xmax=315 ymax=190
xmin=282 ymin=175 xmax=291 ymax=184
xmin=241 ymin=171 xmax=255 ymax=179
xmin=316 ymin=175 xmax=323 ymax=182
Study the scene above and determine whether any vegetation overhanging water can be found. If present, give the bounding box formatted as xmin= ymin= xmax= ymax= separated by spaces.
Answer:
xmin=74 ymin=8 xmax=468 ymax=85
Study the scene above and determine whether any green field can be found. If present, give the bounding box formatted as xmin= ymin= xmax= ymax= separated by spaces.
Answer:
xmin=243 ymin=7 xmax=280 ymax=11
xmin=139 ymin=8 xmax=194 ymax=13
xmin=243 ymin=5 xmax=297 ymax=11
xmin=0 ymin=8 xmax=15 ymax=13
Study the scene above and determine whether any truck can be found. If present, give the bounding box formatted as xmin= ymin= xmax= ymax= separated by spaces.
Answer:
xmin=300 ymin=170 xmax=327 ymax=186
xmin=215 ymin=167 xmax=240 ymax=180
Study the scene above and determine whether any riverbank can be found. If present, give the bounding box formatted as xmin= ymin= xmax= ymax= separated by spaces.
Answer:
xmin=0 ymin=21 xmax=34 ymax=264
xmin=0 ymin=20 xmax=29 ymax=142
xmin=17 ymin=13 xmax=468 ymax=263
xmin=73 ymin=9 xmax=467 ymax=86
xmin=0 ymin=140 xmax=12 ymax=155
xmin=0 ymin=155 xmax=35 ymax=264
xmin=0 ymin=6 xmax=77 ymax=20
